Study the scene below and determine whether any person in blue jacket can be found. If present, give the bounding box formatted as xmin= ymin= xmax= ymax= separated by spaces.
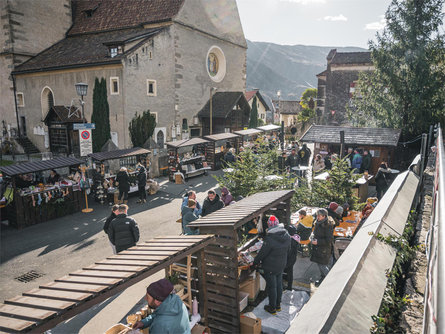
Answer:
xmin=351 ymin=149 xmax=363 ymax=173
xmin=132 ymin=278 xmax=191 ymax=334
xmin=181 ymin=190 xmax=202 ymax=216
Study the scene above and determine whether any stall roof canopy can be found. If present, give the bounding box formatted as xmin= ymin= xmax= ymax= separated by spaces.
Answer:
xmin=257 ymin=124 xmax=281 ymax=132
xmin=0 ymin=235 xmax=214 ymax=333
xmin=44 ymin=106 xmax=86 ymax=125
xmin=300 ymin=125 xmax=401 ymax=147
xmin=204 ymin=133 xmax=240 ymax=141
xmin=166 ymin=137 xmax=209 ymax=148
xmin=188 ymin=190 xmax=295 ymax=230
xmin=0 ymin=157 xmax=84 ymax=176
xmin=88 ymin=147 xmax=150 ymax=161
xmin=234 ymin=129 xmax=263 ymax=136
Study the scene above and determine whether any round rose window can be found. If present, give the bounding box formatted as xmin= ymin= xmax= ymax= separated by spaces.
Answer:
xmin=206 ymin=46 xmax=226 ymax=83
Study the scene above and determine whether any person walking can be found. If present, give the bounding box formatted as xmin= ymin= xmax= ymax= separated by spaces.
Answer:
xmin=116 ymin=167 xmax=130 ymax=204
xmin=103 ymin=204 xmax=119 ymax=254
xmin=201 ymin=189 xmax=224 ymax=216
xmin=132 ymin=278 xmax=190 ymax=334
xmin=108 ymin=204 xmax=140 ymax=253
xmin=311 ymin=209 xmax=335 ymax=287
xmin=252 ymin=216 xmax=291 ymax=315
xmin=136 ymin=164 xmax=147 ymax=204
xmin=181 ymin=199 xmax=199 ymax=235
xmin=285 ymin=149 xmax=299 ymax=170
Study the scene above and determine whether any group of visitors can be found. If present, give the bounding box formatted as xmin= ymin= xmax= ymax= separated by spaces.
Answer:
xmin=345 ymin=148 xmax=372 ymax=173
xmin=284 ymin=143 xmax=312 ymax=169
xmin=115 ymin=163 xmax=148 ymax=204
xmin=180 ymin=187 xmax=234 ymax=235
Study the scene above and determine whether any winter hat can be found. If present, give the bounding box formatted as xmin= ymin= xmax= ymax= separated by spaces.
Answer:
xmin=146 ymin=278 xmax=174 ymax=302
xmin=328 ymin=202 xmax=339 ymax=211
xmin=221 ymin=187 xmax=228 ymax=195
xmin=267 ymin=215 xmax=279 ymax=228
xmin=335 ymin=206 xmax=344 ymax=216
xmin=367 ymin=197 xmax=378 ymax=205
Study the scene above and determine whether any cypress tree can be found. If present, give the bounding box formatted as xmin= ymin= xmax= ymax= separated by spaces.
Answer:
xmin=129 ymin=110 xmax=156 ymax=147
xmin=91 ymin=77 xmax=111 ymax=152
xmin=248 ymin=96 xmax=259 ymax=128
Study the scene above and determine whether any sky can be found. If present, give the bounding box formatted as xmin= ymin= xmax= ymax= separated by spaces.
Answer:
xmin=235 ymin=0 xmax=392 ymax=48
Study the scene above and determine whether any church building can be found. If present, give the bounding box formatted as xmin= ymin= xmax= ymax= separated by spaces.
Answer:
xmin=11 ymin=0 xmax=247 ymax=153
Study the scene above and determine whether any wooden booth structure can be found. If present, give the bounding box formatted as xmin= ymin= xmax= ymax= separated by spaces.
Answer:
xmin=197 ymin=92 xmax=251 ymax=136
xmin=300 ymin=125 xmax=401 ymax=175
xmin=234 ymin=128 xmax=263 ymax=149
xmin=88 ymin=147 xmax=151 ymax=203
xmin=203 ymin=133 xmax=240 ymax=170
xmin=188 ymin=190 xmax=295 ymax=333
xmin=0 ymin=235 xmax=215 ymax=333
xmin=44 ymin=106 xmax=86 ymax=156
xmin=166 ymin=138 xmax=210 ymax=181
xmin=0 ymin=157 xmax=85 ymax=229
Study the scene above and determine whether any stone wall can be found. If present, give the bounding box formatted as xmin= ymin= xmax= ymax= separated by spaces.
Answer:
xmin=14 ymin=65 xmax=124 ymax=151
xmin=0 ymin=0 xmax=71 ymax=132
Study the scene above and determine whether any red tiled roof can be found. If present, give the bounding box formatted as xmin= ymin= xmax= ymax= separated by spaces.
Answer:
xmin=68 ymin=0 xmax=184 ymax=35
xmin=244 ymin=90 xmax=258 ymax=102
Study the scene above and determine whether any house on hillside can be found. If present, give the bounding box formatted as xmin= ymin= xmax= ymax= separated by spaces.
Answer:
xmin=197 ymin=92 xmax=250 ymax=136
xmin=244 ymin=90 xmax=270 ymax=124
xmin=11 ymin=0 xmax=247 ymax=154
xmin=316 ymin=49 xmax=373 ymax=126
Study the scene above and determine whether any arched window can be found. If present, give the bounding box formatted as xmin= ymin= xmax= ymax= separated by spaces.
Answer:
xmin=41 ymin=87 xmax=55 ymax=118
xmin=157 ymin=130 xmax=164 ymax=148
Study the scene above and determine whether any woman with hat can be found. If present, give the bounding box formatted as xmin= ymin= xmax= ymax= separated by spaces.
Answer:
xmin=252 ymin=215 xmax=291 ymax=315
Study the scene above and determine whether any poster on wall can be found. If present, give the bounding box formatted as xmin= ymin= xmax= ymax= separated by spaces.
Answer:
xmin=79 ymin=129 xmax=93 ymax=156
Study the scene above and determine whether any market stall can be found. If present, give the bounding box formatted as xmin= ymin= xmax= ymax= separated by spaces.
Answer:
xmin=203 ymin=132 xmax=240 ymax=170
xmin=0 ymin=235 xmax=215 ymax=333
xmin=188 ymin=190 xmax=295 ymax=333
xmin=256 ymin=124 xmax=281 ymax=133
xmin=166 ymin=138 xmax=210 ymax=182
xmin=234 ymin=128 xmax=263 ymax=149
xmin=88 ymin=147 xmax=150 ymax=203
xmin=0 ymin=157 xmax=85 ymax=229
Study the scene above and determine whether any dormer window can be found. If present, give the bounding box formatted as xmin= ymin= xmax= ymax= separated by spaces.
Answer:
xmin=110 ymin=47 xmax=118 ymax=58
xmin=109 ymin=45 xmax=123 ymax=58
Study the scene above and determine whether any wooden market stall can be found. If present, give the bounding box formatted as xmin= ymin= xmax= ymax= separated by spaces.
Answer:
xmin=0 ymin=235 xmax=215 ymax=333
xmin=166 ymin=138 xmax=210 ymax=182
xmin=0 ymin=157 xmax=85 ymax=229
xmin=234 ymin=128 xmax=263 ymax=149
xmin=203 ymin=133 xmax=240 ymax=170
xmin=188 ymin=190 xmax=295 ymax=333
xmin=300 ymin=125 xmax=401 ymax=175
xmin=88 ymin=147 xmax=150 ymax=203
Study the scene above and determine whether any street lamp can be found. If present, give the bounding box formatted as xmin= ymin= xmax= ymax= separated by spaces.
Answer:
xmin=209 ymin=87 xmax=217 ymax=135
xmin=75 ymin=82 xmax=88 ymax=123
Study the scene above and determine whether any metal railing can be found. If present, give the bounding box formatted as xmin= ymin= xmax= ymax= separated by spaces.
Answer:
xmin=423 ymin=125 xmax=445 ymax=334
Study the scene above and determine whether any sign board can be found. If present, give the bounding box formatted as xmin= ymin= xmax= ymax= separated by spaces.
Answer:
xmin=73 ymin=123 xmax=96 ymax=130
xmin=79 ymin=129 xmax=93 ymax=156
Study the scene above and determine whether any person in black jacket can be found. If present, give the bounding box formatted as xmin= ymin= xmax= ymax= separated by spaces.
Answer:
xmin=284 ymin=224 xmax=299 ymax=290
xmin=253 ymin=216 xmax=291 ymax=315
xmin=136 ymin=164 xmax=147 ymax=204
xmin=297 ymin=144 xmax=311 ymax=166
xmin=310 ymin=209 xmax=335 ymax=287
xmin=103 ymin=204 xmax=119 ymax=254
xmin=375 ymin=162 xmax=391 ymax=200
xmin=116 ymin=167 xmax=130 ymax=204
xmin=201 ymin=190 xmax=224 ymax=216
xmin=108 ymin=204 xmax=140 ymax=253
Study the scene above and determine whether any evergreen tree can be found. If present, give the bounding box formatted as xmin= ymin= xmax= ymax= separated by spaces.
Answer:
xmin=128 ymin=110 xmax=156 ymax=147
xmin=248 ymin=96 xmax=259 ymax=128
xmin=350 ymin=0 xmax=445 ymax=138
xmin=91 ymin=78 xmax=111 ymax=152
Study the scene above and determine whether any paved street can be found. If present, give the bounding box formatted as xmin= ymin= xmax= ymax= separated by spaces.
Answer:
xmin=0 ymin=172 xmax=220 ymax=301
